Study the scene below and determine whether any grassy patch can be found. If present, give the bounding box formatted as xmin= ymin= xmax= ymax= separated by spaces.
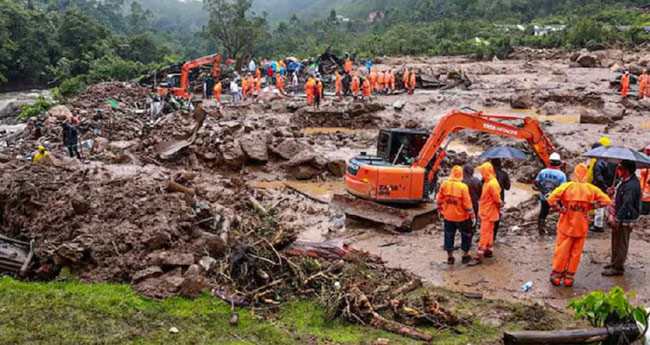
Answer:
xmin=0 ymin=277 xmax=574 ymax=345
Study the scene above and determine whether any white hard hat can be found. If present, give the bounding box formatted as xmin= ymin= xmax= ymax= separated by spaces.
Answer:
xmin=550 ymin=152 xmax=561 ymax=161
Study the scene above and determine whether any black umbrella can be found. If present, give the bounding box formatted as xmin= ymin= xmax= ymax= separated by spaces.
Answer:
xmin=583 ymin=145 xmax=650 ymax=168
xmin=479 ymin=146 xmax=528 ymax=160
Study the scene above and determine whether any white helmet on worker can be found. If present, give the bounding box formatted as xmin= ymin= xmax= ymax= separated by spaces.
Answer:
xmin=550 ymin=152 xmax=561 ymax=166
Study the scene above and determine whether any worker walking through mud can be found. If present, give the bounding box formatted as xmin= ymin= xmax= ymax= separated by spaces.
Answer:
xmin=547 ymin=163 xmax=611 ymax=287
xmin=469 ymin=162 xmax=502 ymax=266
xmin=437 ymin=166 xmax=476 ymax=265
xmin=621 ymin=71 xmax=630 ymax=98
xmin=351 ymin=73 xmax=360 ymax=100
xmin=33 ymin=145 xmax=50 ymax=163
xmin=639 ymin=69 xmax=648 ymax=99
xmin=213 ymin=81 xmax=222 ymax=102
xmin=534 ymin=153 xmax=567 ymax=235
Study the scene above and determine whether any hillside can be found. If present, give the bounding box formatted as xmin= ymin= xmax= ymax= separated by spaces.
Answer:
xmin=252 ymin=0 xmax=352 ymax=22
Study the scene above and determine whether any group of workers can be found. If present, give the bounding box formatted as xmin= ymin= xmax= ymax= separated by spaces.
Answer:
xmin=620 ymin=69 xmax=650 ymax=99
xmin=207 ymin=56 xmax=419 ymax=104
xmin=437 ymin=138 xmax=648 ymax=287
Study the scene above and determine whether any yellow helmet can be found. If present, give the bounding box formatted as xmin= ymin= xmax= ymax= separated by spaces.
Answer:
xmin=598 ymin=137 xmax=611 ymax=147
xmin=38 ymin=145 xmax=45 ymax=153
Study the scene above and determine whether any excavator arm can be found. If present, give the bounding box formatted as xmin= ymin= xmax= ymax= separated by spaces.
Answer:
xmin=179 ymin=54 xmax=222 ymax=96
xmin=414 ymin=110 xmax=555 ymax=180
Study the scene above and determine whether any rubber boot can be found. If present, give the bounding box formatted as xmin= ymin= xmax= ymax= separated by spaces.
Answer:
xmin=538 ymin=219 xmax=546 ymax=236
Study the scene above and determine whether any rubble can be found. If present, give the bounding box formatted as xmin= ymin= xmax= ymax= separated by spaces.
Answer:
xmin=576 ymin=53 xmax=600 ymax=68
xmin=510 ymin=93 xmax=534 ymax=109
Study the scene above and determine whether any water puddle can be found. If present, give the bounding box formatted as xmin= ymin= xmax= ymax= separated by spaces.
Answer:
xmin=447 ymin=140 xmax=483 ymax=155
xmin=480 ymin=107 xmax=580 ymax=124
xmin=251 ymin=180 xmax=346 ymax=202
xmin=506 ymin=182 xmax=537 ymax=206
xmin=301 ymin=127 xmax=368 ymax=135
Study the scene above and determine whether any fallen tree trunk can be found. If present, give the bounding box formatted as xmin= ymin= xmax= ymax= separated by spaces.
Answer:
xmin=504 ymin=323 xmax=640 ymax=345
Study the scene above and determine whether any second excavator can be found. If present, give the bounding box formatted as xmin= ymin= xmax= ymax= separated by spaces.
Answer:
xmin=332 ymin=109 xmax=556 ymax=231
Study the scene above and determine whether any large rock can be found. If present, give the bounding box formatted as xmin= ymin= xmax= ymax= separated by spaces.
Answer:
xmin=610 ymin=63 xmax=624 ymax=73
xmin=132 ymin=266 xmax=164 ymax=283
xmin=392 ymin=100 xmax=406 ymax=111
xmin=271 ymin=138 xmax=307 ymax=160
xmin=639 ymin=54 xmax=650 ymax=67
xmin=537 ymin=101 xmax=563 ymax=115
xmin=576 ymin=53 xmax=600 ymax=68
xmin=219 ymin=140 xmax=247 ymax=167
xmin=510 ymin=93 xmax=534 ymax=109
xmin=580 ymin=103 xmax=625 ymax=124
xmin=49 ymin=105 xmax=73 ymax=121
xmin=290 ymin=165 xmax=321 ymax=180
xmin=284 ymin=150 xmax=327 ymax=169
xmin=240 ymin=131 xmax=269 ymax=161
xmin=327 ymin=159 xmax=347 ymax=177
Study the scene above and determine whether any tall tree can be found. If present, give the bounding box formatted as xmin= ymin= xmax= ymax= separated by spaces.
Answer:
xmin=203 ymin=0 xmax=268 ymax=64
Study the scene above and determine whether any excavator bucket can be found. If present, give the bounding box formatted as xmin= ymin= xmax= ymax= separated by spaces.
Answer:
xmin=331 ymin=193 xmax=438 ymax=232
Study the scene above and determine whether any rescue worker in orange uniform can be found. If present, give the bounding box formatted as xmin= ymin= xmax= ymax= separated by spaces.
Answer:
xmin=437 ymin=166 xmax=476 ymax=265
xmin=547 ymin=164 xmax=611 ymax=287
xmin=351 ymin=73 xmax=360 ymax=100
xmin=377 ymin=71 xmax=385 ymax=94
xmin=213 ymin=81 xmax=222 ymax=101
xmin=275 ymin=73 xmax=285 ymax=94
xmin=344 ymin=58 xmax=353 ymax=74
xmin=335 ymin=70 xmax=342 ymax=100
xmin=383 ymin=70 xmax=391 ymax=93
xmin=389 ymin=70 xmax=396 ymax=92
xmin=255 ymin=75 xmax=262 ymax=95
xmin=409 ymin=70 xmax=417 ymax=95
xmin=255 ymin=68 xmax=261 ymax=80
xmin=640 ymin=143 xmax=650 ymax=215
xmin=305 ymin=77 xmax=315 ymax=105
xmin=369 ymin=68 xmax=377 ymax=95
xmin=241 ymin=77 xmax=249 ymax=99
xmin=362 ymin=76 xmax=371 ymax=101
xmin=639 ymin=70 xmax=648 ymax=100
xmin=403 ymin=68 xmax=410 ymax=89
xmin=469 ymin=162 xmax=502 ymax=266
xmin=621 ymin=71 xmax=630 ymax=98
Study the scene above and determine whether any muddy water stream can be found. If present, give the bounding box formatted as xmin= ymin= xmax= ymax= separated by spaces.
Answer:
xmin=0 ymin=89 xmax=51 ymax=112
xmin=481 ymin=106 xmax=580 ymax=124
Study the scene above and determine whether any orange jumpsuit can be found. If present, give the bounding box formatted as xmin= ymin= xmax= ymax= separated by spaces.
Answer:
xmin=376 ymin=72 xmax=384 ymax=93
xmin=362 ymin=77 xmax=371 ymax=100
xmin=383 ymin=72 xmax=390 ymax=91
xmin=621 ymin=73 xmax=630 ymax=98
xmin=242 ymin=77 xmax=249 ymax=99
xmin=547 ymin=164 xmax=611 ymax=287
xmin=305 ymin=78 xmax=315 ymax=105
xmin=639 ymin=72 xmax=648 ymax=99
xmin=369 ymin=70 xmax=377 ymax=94
xmin=335 ymin=71 xmax=342 ymax=98
xmin=255 ymin=76 xmax=262 ymax=95
xmin=474 ymin=162 xmax=502 ymax=260
xmin=276 ymin=74 xmax=285 ymax=94
xmin=641 ymin=167 xmax=650 ymax=204
xmin=344 ymin=59 xmax=352 ymax=74
xmin=213 ymin=82 xmax=222 ymax=101
xmin=390 ymin=71 xmax=396 ymax=91
xmin=409 ymin=71 xmax=417 ymax=93
xmin=351 ymin=75 xmax=360 ymax=98
xmin=255 ymin=68 xmax=261 ymax=80
xmin=403 ymin=70 xmax=409 ymax=89
xmin=437 ymin=166 xmax=475 ymax=222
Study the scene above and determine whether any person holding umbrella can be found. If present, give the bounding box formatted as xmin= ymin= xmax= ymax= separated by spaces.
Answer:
xmin=602 ymin=160 xmax=642 ymax=276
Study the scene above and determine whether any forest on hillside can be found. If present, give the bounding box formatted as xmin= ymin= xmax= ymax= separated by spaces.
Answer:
xmin=2 ymin=0 xmax=650 ymax=95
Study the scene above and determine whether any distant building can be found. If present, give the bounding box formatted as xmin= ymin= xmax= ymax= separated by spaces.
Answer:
xmin=534 ymin=25 xmax=566 ymax=36
xmin=335 ymin=14 xmax=350 ymax=23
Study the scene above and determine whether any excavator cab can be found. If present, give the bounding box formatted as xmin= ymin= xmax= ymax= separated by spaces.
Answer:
xmin=334 ymin=110 xmax=557 ymax=231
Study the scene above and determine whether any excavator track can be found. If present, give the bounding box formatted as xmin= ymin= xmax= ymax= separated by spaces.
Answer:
xmin=331 ymin=193 xmax=438 ymax=232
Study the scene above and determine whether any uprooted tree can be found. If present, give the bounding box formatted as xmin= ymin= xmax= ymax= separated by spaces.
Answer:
xmin=202 ymin=0 xmax=268 ymax=68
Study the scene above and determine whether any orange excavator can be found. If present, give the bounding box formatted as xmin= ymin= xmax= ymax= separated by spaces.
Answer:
xmin=332 ymin=109 xmax=556 ymax=230
xmin=156 ymin=53 xmax=221 ymax=99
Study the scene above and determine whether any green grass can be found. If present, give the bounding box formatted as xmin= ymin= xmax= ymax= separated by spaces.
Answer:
xmin=0 ymin=276 xmax=567 ymax=345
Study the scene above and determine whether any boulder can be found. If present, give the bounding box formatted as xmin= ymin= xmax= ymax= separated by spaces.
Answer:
xmin=510 ymin=93 xmax=534 ymax=109
xmin=286 ymin=102 xmax=300 ymax=112
xmin=49 ymin=105 xmax=73 ymax=121
xmin=579 ymin=103 xmax=624 ymax=124
xmin=271 ymin=138 xmax=307 ymax=160
xmin=327 ymin=159 xmax=347 ymax=177
xmin=219 ymin=140 xmax=247 ymax=167
xmin=290 ymin=165 xmax=321 ymax=180
xmin=576 ymin=53 xmax=600 ymax=68
xmin=639 ymin=54 xmax=650 ymax=67
xmin=240 ymin=131 xmax=269 ymax=161
xmin=285 ymin=150 xmax=317 ymax=167
xmin=610 ymin=63 xmax=624 ymax=73
xmin=537 ymin=101 xmax=563 ymax=115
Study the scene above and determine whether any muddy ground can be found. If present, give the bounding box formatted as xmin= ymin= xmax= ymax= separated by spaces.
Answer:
xmin=2 ymin=47 xmax=650 ymax=330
